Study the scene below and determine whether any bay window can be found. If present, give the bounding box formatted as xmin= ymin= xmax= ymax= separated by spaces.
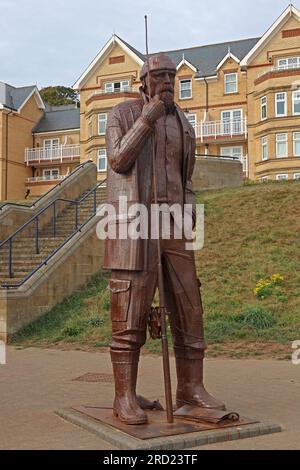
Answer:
xmin=97 ymin=148 xmax=107 ymax=172
xmin=275 ymin=92 xmax=286 ymax=117
xmin=276 ymin=174 xmax=288 ymax=181
xmin=98 ymin=113 xmax=107 ymax=135
xmin=292 ymin=91 xmax=300 ymax=115
xmin=293 ymin=132 xmax=300 ymax=156
xmin=276 ymin=133 xmax=288 ymax=158
xmin=261 ymin=96 xmax=267 ymax=120
xmin=261 ymin=136 xmax=268 ymax=160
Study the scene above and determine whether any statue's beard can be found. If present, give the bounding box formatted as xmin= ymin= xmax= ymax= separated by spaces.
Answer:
xmin=160 ymin=90 xmax=175 ymax=113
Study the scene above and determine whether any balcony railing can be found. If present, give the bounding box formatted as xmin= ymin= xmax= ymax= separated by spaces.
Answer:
xmin=25 ymin=144 xmax=80 ymax=164
xmin=88 ymin=86 xmax=140 ymax=100
xmin=258 ymin=63 xmax=300 ymax=79
xmin=195 ymin=118 xmax=247 ymax=142
xmin=26 ymin=175 xmax=66 ymax=184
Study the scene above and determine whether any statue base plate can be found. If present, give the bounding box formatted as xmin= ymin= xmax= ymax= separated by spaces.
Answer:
xmin=56 ymin=406 xmax=282 ymax=450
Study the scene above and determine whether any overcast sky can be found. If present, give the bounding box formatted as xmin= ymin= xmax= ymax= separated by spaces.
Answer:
xmin=0 ymin=0 xmax=298 ymax=88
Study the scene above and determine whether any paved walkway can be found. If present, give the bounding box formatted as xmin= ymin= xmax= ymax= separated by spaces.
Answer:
xmin=0 ymin=346 xmax=299 ymax=450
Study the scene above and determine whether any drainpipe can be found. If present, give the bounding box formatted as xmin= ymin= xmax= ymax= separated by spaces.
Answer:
xmin=203 ymin=76 xmax=209 ymax=119
xmin=203 ymin=77 xmax=209 ymax=156
xmin=4 ymin=110 xmax=13 ymax=200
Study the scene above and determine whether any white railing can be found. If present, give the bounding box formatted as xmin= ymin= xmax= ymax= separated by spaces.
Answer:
xmin=258 ymin=63 xmax=300 ymax=78
xmin=89 ymin=86 xmax=140 ymax=100
xmin=195 ymin=118 xmax=247 ymax=142
xmin=26 ymin=175 xmax=66 ymax=183
xmin=25 ymin=144 xmax=80 ymax=164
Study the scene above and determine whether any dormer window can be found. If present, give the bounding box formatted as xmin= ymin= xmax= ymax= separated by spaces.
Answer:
xmin=179 ymin=79 xmax=192 ymax=99
xmin=104 ymin=80 xmax=130 ymax=93
xmin=224 ymin=73 xmax=238 ymax=94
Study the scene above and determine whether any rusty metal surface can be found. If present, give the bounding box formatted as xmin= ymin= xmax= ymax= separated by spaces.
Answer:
xmin=72 ymin=406 xmax=258 ymax=440
xmin=174 ymin=405 xmax=240 ymax=424
xmin=103 ymin=51 xmax=226 ymax=426
xmin=72 ymin=373 xmax=114 ymax=384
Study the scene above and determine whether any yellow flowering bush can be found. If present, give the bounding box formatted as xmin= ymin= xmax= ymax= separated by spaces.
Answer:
xmin=253 ymin=274 xmax=284 ymax=299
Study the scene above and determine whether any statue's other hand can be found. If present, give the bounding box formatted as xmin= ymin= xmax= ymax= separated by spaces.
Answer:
xmin=142 ymin=95 xmax=165 ymax=126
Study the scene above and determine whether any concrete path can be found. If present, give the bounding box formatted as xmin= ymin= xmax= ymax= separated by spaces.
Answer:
xmin=0 ymin=346 xmax=299 ymax=450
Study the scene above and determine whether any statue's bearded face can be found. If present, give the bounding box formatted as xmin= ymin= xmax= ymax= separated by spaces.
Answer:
xmin=144 ymin=69 xmax=176 ymax=111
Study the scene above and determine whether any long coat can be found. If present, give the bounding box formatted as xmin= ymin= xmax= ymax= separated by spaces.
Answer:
xmin=103 ymin=95 xmax=196 ymax=271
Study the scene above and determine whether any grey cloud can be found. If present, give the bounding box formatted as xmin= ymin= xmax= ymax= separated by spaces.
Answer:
xmin=0 ymin=0 xmax=297 ymax=87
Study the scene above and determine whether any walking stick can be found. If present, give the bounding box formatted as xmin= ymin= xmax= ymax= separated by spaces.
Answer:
xmin=144 ymin=15 xmax=174 ymax=424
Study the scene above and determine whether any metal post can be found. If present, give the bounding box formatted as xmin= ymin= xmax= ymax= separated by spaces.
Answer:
xmin=145 ymin=14 xmax=173 ymax=424
xmin=75 ymin=203 xmax=78 ymax=230
xmin=35 ymin=217 xmax=39 ymax=254
xmin=52 ymin=202 xmax=56 ymax=238
xmin=93 ymin=189 xmax=97 ymax=215
xmin=8 ymin=238 xmax=13 ymax=278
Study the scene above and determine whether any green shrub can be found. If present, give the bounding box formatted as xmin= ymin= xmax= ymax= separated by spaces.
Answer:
xmin=62 ymin=324 xmax=83 ymax=337
xmin=236 ymin=305 xmax=276 ymax=329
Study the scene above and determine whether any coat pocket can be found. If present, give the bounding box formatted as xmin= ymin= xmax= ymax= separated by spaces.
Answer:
xmin=108 ymin=279 xmax=131 ymax=322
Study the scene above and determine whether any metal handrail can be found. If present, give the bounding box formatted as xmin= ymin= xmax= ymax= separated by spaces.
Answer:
xmin=0 ymin=160 xmax=93 ymax=212
xmin=0 ymin=179 xmax=106 ymax=286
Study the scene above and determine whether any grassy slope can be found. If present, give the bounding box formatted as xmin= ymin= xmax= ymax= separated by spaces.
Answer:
xmin=11 ymin=180 xmax=300 ymax=358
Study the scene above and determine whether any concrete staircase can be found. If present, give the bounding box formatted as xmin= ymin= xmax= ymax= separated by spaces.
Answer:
xmin=0 ymin=162 xmax=108 ymax=342
xmin=0 ymin=185 xmax=106 ymax=287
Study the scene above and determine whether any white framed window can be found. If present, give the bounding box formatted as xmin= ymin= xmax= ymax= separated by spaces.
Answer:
xmin=221 ymin=109 xmax=243 ymax=134
xmin=276 ymin=174 xmax=288 ymax=181
xmin=185 ymin=113 xmax=196 ymax=128
xmin=261 ymin=176 xmax=269 ymax=182
xmin=275 ymin=92 xmax=287 ymax=117
xmin=88 ymin=118 xmax=93 ymax=138
xmin=261 ymin=136 xmax=268 ymax=161
xmin=220 ymin=146 xmax=242 ymax=159
xmin=44 ymin=138 xmax=59 ymax=148
xmin=292 ymin=90 xmax=300 ymax=115
xmin=179 ymin=79 xmax=192 ymax=99
xmin=276 ymin=133 xmax=288 ymax=158
xmin=224 ymin=73 xmax=237 ymax=94
xmin=293 ymin=132 xmax=300 ymax=156
xmin=98 ymin=113 xmax=107 ymax=135
xmin=294 ymin=173 xmax=300 ymax=180
xmin=278 ymin=56 xmax=300 ymax=70
xmin=261 ymin=96 xmax=267 ymax=120
xmin=43 ymin=169 xmax=59 ymax=180
xmin=97 ymin=148 xmax=107 ymax=172
xmin=104 ymin=80 xmax=130 ymax=93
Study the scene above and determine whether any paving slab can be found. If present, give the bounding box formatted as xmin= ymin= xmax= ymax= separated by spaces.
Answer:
xmin=0 ymin=346 xmax=299 ymax=449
